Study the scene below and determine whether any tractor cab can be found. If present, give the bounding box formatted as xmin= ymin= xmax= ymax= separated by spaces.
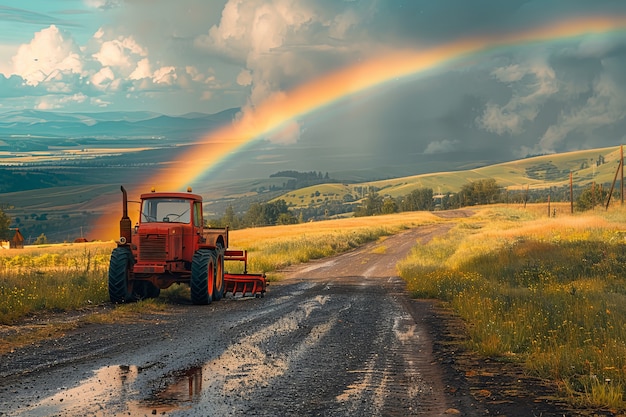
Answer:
xmin=135 ymin=190 xmax=204 ymax=266
xmin=140 ymin=194 xmax=201 ymax=226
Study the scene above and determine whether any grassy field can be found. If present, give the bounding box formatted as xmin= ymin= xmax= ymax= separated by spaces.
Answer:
xmin=0 ymin=211 xmax=437 ymax=325
xmin=2 ymin=204 xmax=626 ymax=410
xmin=398 ymin=203 xmax=626 ymax=410
xmin=275 ymin=146 xmax=622 ymax=208
xmin=0 ymin=241 xmax=115 ymax=324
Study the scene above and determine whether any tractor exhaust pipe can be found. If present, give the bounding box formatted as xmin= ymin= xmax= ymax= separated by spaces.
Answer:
xmin=120 ymin=186 xmax=132 ymax=245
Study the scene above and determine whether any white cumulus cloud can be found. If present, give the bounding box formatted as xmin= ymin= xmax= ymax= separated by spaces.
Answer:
xmin=194 ymin=0 xmax=371 ymax=142
xmin=10 ymin=25 xmax=83 ymax=86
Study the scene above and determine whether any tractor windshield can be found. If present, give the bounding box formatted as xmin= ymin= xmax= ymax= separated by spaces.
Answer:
xmin=141 ymin=198 xmax=191 ymax=224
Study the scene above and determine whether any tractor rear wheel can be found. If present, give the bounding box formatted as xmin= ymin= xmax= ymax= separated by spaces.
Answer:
xmin=213 ymin=246 xmax=225 ymax=301
xmin=190 ymin=249 xmax=215 ymax=305
xmin=108 ymin=247 xmax=134 ymax=303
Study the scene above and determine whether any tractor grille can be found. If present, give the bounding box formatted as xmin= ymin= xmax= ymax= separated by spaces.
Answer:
xmin=139 ymin=234 xmax=166 ymax=261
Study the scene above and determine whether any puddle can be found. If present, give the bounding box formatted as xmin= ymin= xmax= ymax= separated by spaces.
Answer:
xmin=23 ymin=364 xmax=204 ymax=416
xmin=135 ymin=366 xmax=203 ymax=413
xmin=25 ymin=364 xmax=140 ymax=416
xmin=22 ymin=293 xmax=336 ymax=415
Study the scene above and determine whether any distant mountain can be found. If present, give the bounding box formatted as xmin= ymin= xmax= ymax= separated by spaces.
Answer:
xmin=0 ymin=108 xmax=492 ymax=185
xmin=0 ymin=108 xmax=240 ymax=140
xmin=0 ymin=109 xmax=161 ymax=124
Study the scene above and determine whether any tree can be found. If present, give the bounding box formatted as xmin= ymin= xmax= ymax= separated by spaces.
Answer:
xmin=355 ymin=188 xmax=383 ymax=216
xmin=576 ymin=185 xmax=608 ymax=211
xmin=243 ymin=203 xmax=264 ymax=226
xmin=381 ymin=197 xmax=398 ymax=214
xmin=277 ymin=212 xmax=298 ymax=225
xmin=459 ymin=179 xmax=501 ymax=206
xmin=0 ymin=208 xmax=10 ymax=240
xmin=401 ymin=188 xmax=434 ymax=211
xmin=34 ymin=233 xmax=48 ymax=245
xmin=223 ymin=205 xmax=236 ymax=227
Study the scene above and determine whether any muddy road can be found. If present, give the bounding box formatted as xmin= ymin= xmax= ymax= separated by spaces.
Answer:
xmin=0 ymin=220 xmax=574 ymax=416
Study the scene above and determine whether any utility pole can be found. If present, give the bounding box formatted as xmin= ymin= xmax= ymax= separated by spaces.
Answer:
xmin=570 ymin=172 xmax=574 ymax=214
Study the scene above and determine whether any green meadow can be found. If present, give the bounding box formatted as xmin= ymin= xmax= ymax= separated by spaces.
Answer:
xmin=275 ymin=146 xmax=622 ymax=208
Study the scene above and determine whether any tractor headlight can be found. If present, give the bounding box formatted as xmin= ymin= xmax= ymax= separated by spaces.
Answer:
xmin=119 ymin=236 xmax=127 ymax=244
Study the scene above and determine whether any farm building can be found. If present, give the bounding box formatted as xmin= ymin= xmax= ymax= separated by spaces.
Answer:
xmin=10 ymin=229 xmax=24 ymax=249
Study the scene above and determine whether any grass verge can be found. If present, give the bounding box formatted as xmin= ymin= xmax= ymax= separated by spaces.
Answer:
xmin=398 ymin=205 xmax=626 ymax=410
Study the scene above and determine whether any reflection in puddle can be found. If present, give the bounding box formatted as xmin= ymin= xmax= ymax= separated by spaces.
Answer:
xmin=23 ymin=295 xmax=335 ymax=415
xmin=138 ymin=366 xmax=203 ymax=412
xmin=26 ymin=364 xmax=140 ymax=416
xmin=25 ymin=364 xmax=202 ymax=416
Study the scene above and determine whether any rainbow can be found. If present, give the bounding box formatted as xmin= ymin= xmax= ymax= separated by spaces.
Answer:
xmin=93 ymin=15 xmax=626 ymax=239
xmin=145 ymin=15 xmax=626 ymax=191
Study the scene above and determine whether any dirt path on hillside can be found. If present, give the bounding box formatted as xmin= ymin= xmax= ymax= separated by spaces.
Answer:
xmin=0 ymin=212 xmax=607 ymax=416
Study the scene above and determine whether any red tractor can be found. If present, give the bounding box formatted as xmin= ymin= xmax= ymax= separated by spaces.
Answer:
xmin=108 ymin=186 xmax=266 ymax=304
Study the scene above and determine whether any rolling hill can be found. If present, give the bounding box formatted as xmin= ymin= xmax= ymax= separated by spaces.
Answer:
xmin=0 ymin=145 xmax=622 ymax=243
xmin=272 ymin=146 xmax=622 ymax=209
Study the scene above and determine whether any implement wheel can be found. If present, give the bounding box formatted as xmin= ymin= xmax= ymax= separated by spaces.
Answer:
xmin=108 ymin=247 xmax=134 ymax=303
xmin=190 ymin=249 xmax=216 ymax=305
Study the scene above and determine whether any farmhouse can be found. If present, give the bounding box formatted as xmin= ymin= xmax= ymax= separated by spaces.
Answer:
xmin=9 ymin=229 xmax=24 ymax=249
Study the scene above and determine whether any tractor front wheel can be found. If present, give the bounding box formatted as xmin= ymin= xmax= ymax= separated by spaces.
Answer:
xmin=190 ymin=249 xmax=216 ymax=305
xmin=108 ymin=247 xmax=134 ymax=303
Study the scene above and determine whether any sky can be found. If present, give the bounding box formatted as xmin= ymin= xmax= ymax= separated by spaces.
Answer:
xmin=2 ymin=0 xmax=626 ymax=168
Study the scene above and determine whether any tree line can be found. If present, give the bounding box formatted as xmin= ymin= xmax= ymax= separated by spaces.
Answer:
xmin=0 ymin=179 xmax=618 ymax=242
xmin=269 ymin=170 xmax=336 ymax=190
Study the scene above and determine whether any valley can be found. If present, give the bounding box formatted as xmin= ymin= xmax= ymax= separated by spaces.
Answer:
xmin=0 ymin=110 xmax=623 ymax=243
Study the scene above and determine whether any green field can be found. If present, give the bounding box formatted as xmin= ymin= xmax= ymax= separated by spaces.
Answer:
xmin=275 ymin=146 xmax=622 ymax=208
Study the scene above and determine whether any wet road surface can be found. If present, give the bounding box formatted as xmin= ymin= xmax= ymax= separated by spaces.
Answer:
xmin=0 ymin=225 xmax=473 ymax=416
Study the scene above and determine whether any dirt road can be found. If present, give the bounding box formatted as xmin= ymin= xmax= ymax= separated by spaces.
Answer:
xmin=0 ymin=221 xmax=584 ymax=416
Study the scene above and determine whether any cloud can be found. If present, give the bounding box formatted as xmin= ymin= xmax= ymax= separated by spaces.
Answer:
xmin=477 ymin=57 xmax=558 ymax=135
xmin=83 ymin=0 xmax=122 ymax=10
xmin=0 ymin=18 xmax=223 ymax=111
xmin=35 ymin=93 xmax=88 ymax=110
xmin=92 ymin=36 xmax=147 ymax=69
xmin=194 ymin=0 xmax=375 ymax=142
xmin=266 ymin=120 xmax=301 ymax=144
xmin=236 ymin=69 xmax=252 ymax=86
xmin=3 ymin=0 xmax=626 ymax=170
xmin=0 ymin=5 xmax=77 ymax=27
xmin=129 ymin=58 xmax=151 ymax=80
xmin=424 ymin=139 xmax=460 ymax=154
xmin=10 ymin=25 xmax=83 ymax=86
xmin=538 ymin=72 xmax=626 ymax=152
xmin=91 ymin=66 xmax=115 ymax=90
xmin=153 ymin=66 xmax=177 ymax=85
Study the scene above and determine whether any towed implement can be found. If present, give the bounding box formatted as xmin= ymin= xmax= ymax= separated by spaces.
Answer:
xmin=108 ymin=186 xmax=266 ymax=304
